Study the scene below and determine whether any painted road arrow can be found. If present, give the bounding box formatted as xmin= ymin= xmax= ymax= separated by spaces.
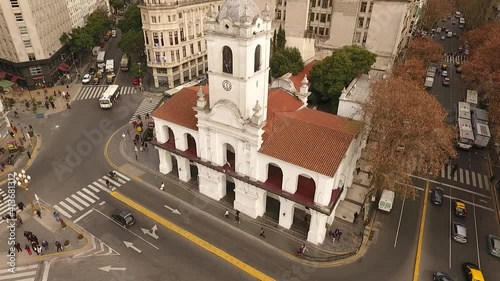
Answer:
xmin=164 ymin=205 xmax=181 ymax=215
xmin=99 ymin=266 xmax=126 ymax=272
xmin=141 ymin=225 xmax=159 ymax=239
xmin=123 ymin=241 xmax=141 ymax=253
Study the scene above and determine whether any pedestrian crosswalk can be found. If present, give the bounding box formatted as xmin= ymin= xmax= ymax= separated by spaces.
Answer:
xmin=53 ymin=171 xmax=130 ymax=219
xmin=0 ymin=189 xmax=18 ymax=219
xmin=130 ymin=96 xmax=162 ymax=122
xmin=0 ymin=264 xmax=39 ymax=281
xmin=443 ymin=54 xmax=467 ymax=64
xmin=439 ymin=166 xmax=490 ymax=191
xmin=75 ymin=86 xmax=136 ymax=100
xmin=74 ymin=234 xmax=119 ymax=258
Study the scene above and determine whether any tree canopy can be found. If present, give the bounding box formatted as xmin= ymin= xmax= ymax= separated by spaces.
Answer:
xmin=392 ymin=58 xmax=426 ymax=83
xmin=130 ymin=62 xmax=147 ymax=78
xmin=406 ymin=37 xmax=443 ymax=65
xmin=110 ymin=0 xmax=125 ymax=14
xmin=308 ymin=46 xmax=376 ymax=107
xmin=420 ymin=0 xmax=453 ymax=29
xmin=59 ymin=9 xmax=113 ymax=53
xmin=118 ymin=5 xmax=141 ymax=33
xmin=456 ymin=0 xmax=494 ymax=29
xmin=118 ymin=29 xmax=145 ymax=56
xmin=270 ymin=47 xmax=304 ymax=78
xmin=362 ymin=75 xmax=456 ymax=198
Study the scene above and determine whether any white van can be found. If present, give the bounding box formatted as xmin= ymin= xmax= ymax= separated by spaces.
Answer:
xmin=111 ymin=29 xmax=117 ymax=37
xmin=378 ymin=190 xmax=395 ymax=212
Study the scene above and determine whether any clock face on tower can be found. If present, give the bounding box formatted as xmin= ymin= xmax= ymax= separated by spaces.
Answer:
xmin=222 ymin=80 xmax=232 ymax=91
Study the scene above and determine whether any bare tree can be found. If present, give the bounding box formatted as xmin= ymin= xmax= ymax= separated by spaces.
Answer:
xmin=420 ymin=0 xmax=454 ymax=29
xmin=392 ymin=58 xmax=426 ymax=83
xmin=362 ymin=76 xmax=457 ymax=198
xmin=407 ymin=37 xmax=444 ymax=66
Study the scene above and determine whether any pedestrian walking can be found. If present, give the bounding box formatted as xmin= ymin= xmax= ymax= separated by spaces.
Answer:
xmin=224 ymin=210 xmax=229 ymax=219
xmin=53 ymin=212 xmax=60 ymax=222
xmin=45 ymin=101 xmax=50 ymax=110
xmin=260 ymin=228 xmax=265 ymax=238
xmin=16 ymin=215 xmax=22 ymax=226
xmin=32 ymin=235 xmax=38 ymax=244
xmin=235 ymin=210 xmax=240 ymax=223
xmin=356 ymin=167 xmax=361 ymax=175
xmin=17 ymin=201 xmax=25 ymax=211
xmin=55 ymin=241 xmax=63 ymax=252
xmin=23 ymin=231 xmax=32 ymax=240
xmin=144 ymin=142 xmax=148 ymax=151
xmin=337 ymin=230 xmax=343 ymax=240
xmin=25 ymin=245 xmax=32 ymax=255
xmin=42 ymin=240 xmax=49 ymax=250
xmin=37 ymin=245 xmax=43 ymax=255
xmin=15 ymin=242 xmax=22 ymax=252
xmin=36 ymin=209 xmax=42 ymax=218
xmin=160 ymin=182 xmax=165 ymax=191
xmin=12 ymin=125 xmax=18 ymax=133
xmin=50 ymin=101 xmax=56 ymax=109
xmin=353 ymin=212 xmax=359 ymax=223
xmin=14 ymin=111 xmax=18 ymax=118
xmin=33 ymin=245 xmax=39 ymax=255
xmin=66 ymin=102 xmax=71 ymax=109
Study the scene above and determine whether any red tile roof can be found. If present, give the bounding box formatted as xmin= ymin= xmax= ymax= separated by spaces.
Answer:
xmin=262 ymin=89 xmax=304 ymax=141
xmin=151 ymin=86 xmax=209 ymax=131
xmin=289 ymin=60 xmax=318 ymax=90
xmin=259 ymin=108 xmax=362 ymax=177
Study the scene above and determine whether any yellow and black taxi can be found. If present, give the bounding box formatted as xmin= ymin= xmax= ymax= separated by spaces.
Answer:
xmin=462 ymin=262 xmax=485 ymax=281
xmin=453 ymin=200 xmax=466 ymax=217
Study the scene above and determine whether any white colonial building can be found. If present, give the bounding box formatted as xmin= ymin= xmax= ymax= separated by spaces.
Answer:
xmin=151 ymin=0 xmax=365 ymax=244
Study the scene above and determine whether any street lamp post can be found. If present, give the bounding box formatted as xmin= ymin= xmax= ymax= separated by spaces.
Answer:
xmin=15 ymin=169 xmax=36 ymax=215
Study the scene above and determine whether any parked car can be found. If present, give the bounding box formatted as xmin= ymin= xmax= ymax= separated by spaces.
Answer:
xmin=442 ymin=78 xmax=450 ymax=86
xmin=462 ymin=263 xmax=485 ymax=281
xmin=441 ymin=35 xmax=445 ymax=40
xmin=452 ymin=222 xmax=467 ymax=243
xmin=133 ymin=78 xmax=140 ymax=85
xmin=442 ymin=70 xmax=448 ymax=77
xmin=447 ymin=31 xmax=453 ymax=38
xmin=487 ymin=234 xmax=500 ymax=258
xmin=81 ymin=74 xmax=92 ymax=84
xmin=458 ymin=45 xmax=463 ymax=52
xmin=433 ymin=272 xmax=454 ymax=281
xmin=431 ymin=187 xmax=444 ymax=205
xmin=453 ymin=200 xmax=466 ymax=217
xmin=111 ymin=209 xmax=135 ymax=228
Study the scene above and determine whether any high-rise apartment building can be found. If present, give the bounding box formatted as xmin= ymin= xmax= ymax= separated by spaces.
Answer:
xmin=140 ymin=0 xmax=223 ymax=88
xmin=0 ymin=0 xmax=109 ymax=89
xmin=254 ymin=0 xmax=422 ymax=70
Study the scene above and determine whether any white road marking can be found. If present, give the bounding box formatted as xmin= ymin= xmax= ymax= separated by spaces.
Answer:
xmin=74 ymin=209 xmax=94 ymax=223
xmin=0 ymin=271 xmax=37 ymax=280
xmin=465 ymin=170 xmax=470 ymax=185
xmin=99 ymin=201 xmax=106 ymax=206
xmin=393 ymin=196 xmax=406 ymax=248
xmin=441 ymin=167 xmax=446 ymax=178
xmin=408 ymin=174 xmax=490 ymax=198
xmin=87 ymin=184 xmax=101 ymax=193
xmin=82 ymin=188 xmax=100 ymax=200
xmin=477 ymin=175 xmax=483 ymax=189
xmin=459 ymin=168 xmax=464 ymax=183
xmin=442 ymin=194 xmax=494 ymax=212
xmin=0 ymin=264 xmax=38 ymax=274
xmin=448 ymin=188 xmax=452 ymax=269
xmin=472 ymin=197 xmax=481 ymax=269
xmin=114 ymin=170 xmax=130 ymax=181
xmin=71 ymin=194 xmax=90 ymax=207
xmin=103 ymin=176 xmax=120 ymax=187
xmin=65 ymin=198 xmax=84 ymax=211
xmin=53 ymin=205 xmax=72 ymax=218
xmin=471 ymin=171 xmax=477 ymax=187
xmin=95 ymin=180 xmax=111 ymax=192
xmin=77 ymin=191 xmax=95 ymax=204
xmin=483 ymin=175 xmax=490 ymax=191
xmin=447 ymin=165 xmax=451 ymax=178
xmin=58 ymin=201 xmax=76 ymax=214
xmin=41 ymin=259 xmax=52 ymax=281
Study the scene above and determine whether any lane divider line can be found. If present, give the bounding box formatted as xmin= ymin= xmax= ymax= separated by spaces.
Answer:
xmin=110 ymin=191 xmax=275 ymax=281
xmin=413 ymin=181 xmax=429 ymax=281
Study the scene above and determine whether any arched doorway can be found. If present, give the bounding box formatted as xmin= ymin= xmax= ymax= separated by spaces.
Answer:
xmin=186 ymin=134 xmax=197 ymax=157
xmin=189 ymin=162 xmax=198 ymax=184
xmin=291 ymin=205 xmax=311 ymax=236
xmin=265 ymin=163 xmax=283 ymax=190
xmin=296 ymin=174 xmax=316 ymax=205
xmin=223 ymin=143 xmax=235 ymax=172
xmin=170 ymin=155 xmax=178 ymax=177
xmin=167 ymin=128 xmax=176 ymax=149
xmin=264 ymin=194 xmax=280 ymax=222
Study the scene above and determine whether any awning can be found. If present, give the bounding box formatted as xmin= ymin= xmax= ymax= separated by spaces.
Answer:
xmin=32 ymin=76 xmax=44 ymax=80
xmin=0 ymin=71 xmax=6 ymax=80
xmin=57 ymin=63 xmax=69 ymax=72
xmin=11 ymin=75 xmax=19 ymax=83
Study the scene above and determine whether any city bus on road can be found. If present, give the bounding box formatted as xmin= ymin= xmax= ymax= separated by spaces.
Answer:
xmin=99 ymin=85 xmax=120 ymax=109
xmin=457 ymin=102 xmax=474 ymax=150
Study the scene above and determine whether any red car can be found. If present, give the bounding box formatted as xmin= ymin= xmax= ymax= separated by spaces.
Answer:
xmin=133 ymin=78 xmax=140 ymax=85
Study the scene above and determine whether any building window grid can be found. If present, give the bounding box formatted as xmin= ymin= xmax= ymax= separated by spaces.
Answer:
xmin=29 ymin=66 xmax=42 ymax=75
xmin=28 ymin=53 xmax=36 ymax=61
xmin=360 ymin=2 xmax=367 ymax=13
xmin=369 ymin=3 xmax=374 ymax=13
xmin=358 ymin=17 xmax=364 ymax=28
xmin=366 ymin=18 xmax=371 ymax=28
xmin=14 ymin=13 xmax=23 ymax=22
xmin=23 ymin=39 xmax=32 ymax=48
xmin=10 ymin=0 xmax=19 ymax=8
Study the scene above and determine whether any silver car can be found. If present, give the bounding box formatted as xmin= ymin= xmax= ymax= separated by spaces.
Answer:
xmin=488 ymin=234 xmax=500 ymax=258
xmin=452 ymin=222 xmax=467 ymax=243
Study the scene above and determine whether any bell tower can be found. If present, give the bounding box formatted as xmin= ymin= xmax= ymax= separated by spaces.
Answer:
xmin=204 ymin=0 xmax=273 ymax=121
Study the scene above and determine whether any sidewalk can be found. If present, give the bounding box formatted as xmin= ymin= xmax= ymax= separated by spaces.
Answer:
xmin=108 ymin=123 xmax=372 ymax=262
xmin=0 ymin=201 xmax=90 ymax=267
xmin=0 ymin=127 xmax=39 ymax=185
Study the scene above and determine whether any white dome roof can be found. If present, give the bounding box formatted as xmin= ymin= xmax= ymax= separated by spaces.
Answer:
xmin=217 ymin=0 xmax=261 ymax=24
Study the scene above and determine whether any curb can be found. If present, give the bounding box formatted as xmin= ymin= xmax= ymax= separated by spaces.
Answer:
xmin=0 ymin=134 xmax=41 ymax=186
xmin=104 ymin=125 xmax=370 ymax=266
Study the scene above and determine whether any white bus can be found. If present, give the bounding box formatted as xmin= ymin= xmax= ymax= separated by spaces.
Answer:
xmin=457 ymin=118 xmax=474 ymax=150
xmin=99 ymin=85 xmax=120 ymax=109
xmin=105 ymin=59 xmax=114 ymax=73
xmin=97 ymin=51 xmax=106 ymax=63
xmin=458 ymin=102 xmax=471 ymax=120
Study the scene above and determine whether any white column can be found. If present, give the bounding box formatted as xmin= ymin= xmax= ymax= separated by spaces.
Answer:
xmin=198 ymin=166 xmax=225 ymax=200
xmin=158 ymin=149 xmax=172 ymax=174
xmin=278 ymin=197 xmax=295 ymax=229
xmin=177 ymin=156 xmax=191 ymax=182
xmin=307 ymin=210 xmax=328 ymax=245
xmin=234 ymin=182 xmax=266 ymax=219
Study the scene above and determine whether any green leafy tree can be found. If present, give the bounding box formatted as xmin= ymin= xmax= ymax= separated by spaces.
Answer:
xmin=271 ymin=29 xmax=277 ymax=55
xmin=130 ymin=63 xmax=147 ymax=78
xmin=118 ymin=5 xmax=142 ymax=33
xmin=110 ymin=0 xmax=125 ymax=14
xmin=270 ymin=47 xmax=304 ymax=78
xmin=276 ymin=25 xmax=286 ymax=52
xmin=118 ymin=30 xmax=144 ymax=56
xmin=308 ymin=46 xmax=376 ymax=110
xmin=60 ymin=28 xmax=94 ymax=54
